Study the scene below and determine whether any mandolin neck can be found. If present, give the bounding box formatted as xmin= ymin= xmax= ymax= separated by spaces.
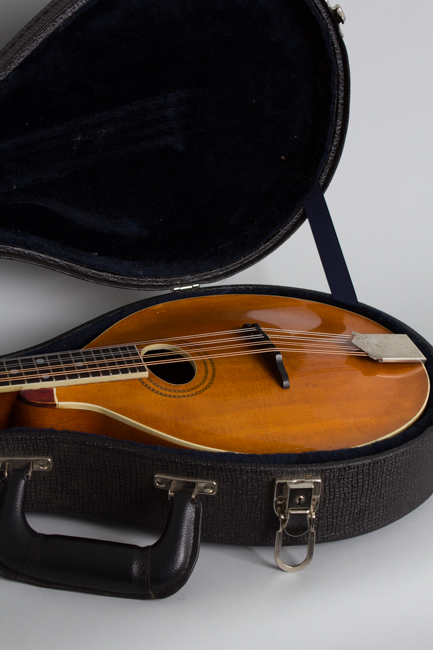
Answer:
xmin=0 ymin=344 xmax=148 ymax=393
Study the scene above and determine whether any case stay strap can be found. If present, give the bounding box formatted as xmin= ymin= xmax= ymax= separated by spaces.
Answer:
xmin=304 ymin=183 xmax=358 ymax=306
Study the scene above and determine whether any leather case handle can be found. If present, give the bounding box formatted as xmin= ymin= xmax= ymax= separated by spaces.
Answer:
xmin=0 ymin=470 xmax=202 ymax=599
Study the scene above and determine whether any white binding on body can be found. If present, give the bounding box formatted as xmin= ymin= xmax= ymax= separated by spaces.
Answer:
xmin=57 ymin=400 xmax=229 ymax=453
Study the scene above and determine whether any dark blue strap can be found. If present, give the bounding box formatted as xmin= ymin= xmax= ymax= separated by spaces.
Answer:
xmin=304 ymin=183 xmax=358 ymax=306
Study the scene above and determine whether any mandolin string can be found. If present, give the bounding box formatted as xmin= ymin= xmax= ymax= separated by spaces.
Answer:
xmin=138 ymin=340 xmax=360 ymax=358
xmin=0 ymin=342 xmax=369 ymax=383
xmin=0 ymin=331 xmax=367 ymax=382
xmin=0 ymin=329 xmax=362 ymax=367
xmin=121 ymin=329 xmax=360 ymax=360
xmin=137 ymin=334 xmax=359 ymax=352
xmin=2 ymin=334 xmax=364 ymax=369
xmin=0 ymin=349 xmax=368 ymax=384
xmin=126 ymin=326 xmax=354 ymax=348
xmin=0 ymin=342 xmax=367 ymax=379
xmin=151 ymin=331 xmax=355 ymax=346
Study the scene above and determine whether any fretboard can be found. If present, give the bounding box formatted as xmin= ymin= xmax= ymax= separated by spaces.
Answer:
xmin=0 ymin=344 xmax=148 ymax=392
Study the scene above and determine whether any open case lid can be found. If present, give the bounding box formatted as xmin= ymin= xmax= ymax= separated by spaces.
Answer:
xmin=0 ymin=0 xmax=349 ymax=290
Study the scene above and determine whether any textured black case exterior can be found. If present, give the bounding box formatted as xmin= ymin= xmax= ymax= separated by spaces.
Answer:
xmin=1 ymin=424 xmax=433 ymax=547
xmin=1 ymin=285 xmax=432 ymax=548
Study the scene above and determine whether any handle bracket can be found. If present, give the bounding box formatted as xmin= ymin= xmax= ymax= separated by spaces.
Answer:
xmin=154 ymin=474 xmax=217 ymax=500
xmin=0 ymin=456 xmax=52 ymax=480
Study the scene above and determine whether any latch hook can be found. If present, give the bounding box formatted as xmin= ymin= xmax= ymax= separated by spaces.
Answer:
xmin=273 ymin=477 xmax=321 ymax=573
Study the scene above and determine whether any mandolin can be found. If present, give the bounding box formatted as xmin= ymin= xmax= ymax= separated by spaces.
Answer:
xmin=4 ymin=294 xmax=430 ymax=454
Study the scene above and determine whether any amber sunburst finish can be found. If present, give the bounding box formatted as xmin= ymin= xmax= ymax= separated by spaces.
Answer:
xmin=9 ymin=294 xmax=429 ymax=454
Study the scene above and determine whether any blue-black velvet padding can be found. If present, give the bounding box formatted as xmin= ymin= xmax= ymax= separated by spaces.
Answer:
xmin=0 ymin=0 xmax=340 ymax=283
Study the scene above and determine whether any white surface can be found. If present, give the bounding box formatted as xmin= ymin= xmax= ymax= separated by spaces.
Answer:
xmin=0 ymin=0 xmax=432 ymax=648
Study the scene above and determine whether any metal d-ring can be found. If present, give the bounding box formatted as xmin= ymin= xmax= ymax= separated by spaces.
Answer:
xmin=274 ymin=513 xmax=316 ymax=572
xmin=273 ymin=477 xmax=322 ymax=573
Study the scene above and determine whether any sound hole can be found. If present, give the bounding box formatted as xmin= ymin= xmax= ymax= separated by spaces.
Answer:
xmin=142 ymin=346 xmax=196 ymax=385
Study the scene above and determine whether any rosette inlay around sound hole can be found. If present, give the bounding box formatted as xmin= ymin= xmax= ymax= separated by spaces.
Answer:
xmin=139 ymin=344 xmax=215 ymax=398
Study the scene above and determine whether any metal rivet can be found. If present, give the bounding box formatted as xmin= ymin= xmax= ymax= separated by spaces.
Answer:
xmin=38 ymin=460 xmax=49 ymax=470
xmin=202 ymin=484 xmax=215 ymax=494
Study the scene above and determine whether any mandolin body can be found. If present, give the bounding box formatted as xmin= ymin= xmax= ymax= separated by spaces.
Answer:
xmin=9 ymin=294 xmax=430 ymax=454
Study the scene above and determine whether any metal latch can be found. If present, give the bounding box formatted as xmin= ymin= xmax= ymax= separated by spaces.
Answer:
xmin=0 ymin=457 xmax=52 ymax=480
xmin=273 ymin=477 xmax=321 ymax=572
xmin=154 ymin=474 xmax=217 ymax=500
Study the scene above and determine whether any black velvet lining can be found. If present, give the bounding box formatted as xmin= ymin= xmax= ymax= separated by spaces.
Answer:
xmin=4 ymin=285 xmax=432 ymax=466
xmin=0 ymin=0 xmax=339 ymax=282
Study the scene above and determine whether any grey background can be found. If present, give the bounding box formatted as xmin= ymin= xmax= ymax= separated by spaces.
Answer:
xmin=0 ymin=0 xmax=432 ymax=648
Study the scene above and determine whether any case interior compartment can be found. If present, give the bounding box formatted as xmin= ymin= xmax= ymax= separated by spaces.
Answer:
xmin=0 ymin=0 xmax=346 ymax=286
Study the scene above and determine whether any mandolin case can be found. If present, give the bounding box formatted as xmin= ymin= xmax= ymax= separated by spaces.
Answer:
xmin=0 ymin=0 xmax=432 ymax=599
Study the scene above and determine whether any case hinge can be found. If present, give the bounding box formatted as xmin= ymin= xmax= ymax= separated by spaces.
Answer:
xmin=154 ymin=474 xmax=217 ymax=500
xmin=0 ymin=457 xmax=52 ymax=480
xmin=171 ymin=284 xmax=201 ymax=293
xmin=273 ymin=477 xmax=321 ymax=572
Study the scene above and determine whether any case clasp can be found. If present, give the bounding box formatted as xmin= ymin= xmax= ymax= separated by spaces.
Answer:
xmin=273 ymin=477 xmax=321 ymax=572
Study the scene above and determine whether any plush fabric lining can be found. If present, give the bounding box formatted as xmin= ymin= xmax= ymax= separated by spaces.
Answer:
xmin=0 ymin=0 xmax=339 ymax=282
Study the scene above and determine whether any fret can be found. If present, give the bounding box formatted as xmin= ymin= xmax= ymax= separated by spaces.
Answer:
xmin=78 ymin=350 xmax=105 ymax=379
xmin=121 ymin=344 xmax=143 ymax=374
xmin=89 ymin=349 xmax=104 ymax=379
xmin=58 ymin=351 xmax=87 ymax=380
xmin=100 ymin=347 xmax=121 ymax=376
xmin=72 ymin=350 xmax=91 ymax=379
xmin=4 ymin=357 xmax=31 ymax=386
xmin=58 ymin=352 xmax=76 ymax=380
xmin=111 ymin=345 xmax=132 ymax=375
xmin=114 ymin=346 xmax=128 ymax=374
xmin=0 ymin=343 xmax=148 ymax=392
xmin=34 ymin=355 xmax=54 ymax=384
xmin=0 ymin=360 xmax=9 ymax=386
xmin=91 ymin=348 xmax=112 ymax=377
xmin=45 ymin=353 xmax=66 ymax=383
